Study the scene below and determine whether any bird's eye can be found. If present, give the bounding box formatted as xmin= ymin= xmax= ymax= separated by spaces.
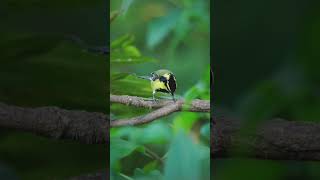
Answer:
xmin=150 ymin=72 xmax=157 ymax=80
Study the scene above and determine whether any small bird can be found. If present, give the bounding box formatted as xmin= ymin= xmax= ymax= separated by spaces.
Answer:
xmin=135 ymin=69 xmax=177 ymax=101
xmin=149 ymin=69 xmax=177 ymax=101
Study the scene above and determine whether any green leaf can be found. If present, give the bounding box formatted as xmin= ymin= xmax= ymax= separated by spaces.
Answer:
xmin=110 ymin=138 xmax=144 ymax=170
xmin=133 ymin=168 xmax=163 ymax=180
xmin=111 ymin=122 xmax=172 ymax=145
xmin=172 ymin=112 xmax=199 ymax=133
xmin=146 ymin=9 xmax=182 ymax=50
xmin=110 ymin=172 xmax=132 ymax=180
xmin=236 ymin=81 xmax=288 ymax=124
xmin=111 ymin=34 xmax=133 ymax=50
xmin=0 ymin=0 xmax=101 ymax=10
xmin=134 ymin=122 xmax=172 ymax=144
xmin=184 ymin=86 xmax=200 ymax=101
xmin=123 ymin=45 xmax=141 ymax=57
xmin=163 ymin=132 xmax=210 ymax=180
xmin=183 ymin=68 xmax=210 ymax=101
xmin=111 ymin=34 xmax=157 ymax=64
xmin=0 ymin=34 xmax=62 ymax=61
xmin=111 ymin=72 xmax=130 ymax=81
xmin=110 ymin=11 xmax=120 ymax=22
xmin=111 ymin=56 xmax=156 ymax=64
xmin=200 ymin=123 xmax=210 ymax=141
xmin=120 ymin=0 xmax=134 ymax=15
xmin=143 ymin=160 xmax=159 ymax=173
xmin=111 ymin=75 xmax=152 ymax=97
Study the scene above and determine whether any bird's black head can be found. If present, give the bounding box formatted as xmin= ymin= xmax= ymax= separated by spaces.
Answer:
xmin=150 ymin=72 xmax=158 ymax=81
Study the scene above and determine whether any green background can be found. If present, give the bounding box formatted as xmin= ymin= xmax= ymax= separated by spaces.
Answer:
xmin=110 ymin=0 xmax=210 ymax=179
xmin=213 ymin=0 xmax=320 ymax=179
xmin=0 ymin=0 xmax=107 ymax=179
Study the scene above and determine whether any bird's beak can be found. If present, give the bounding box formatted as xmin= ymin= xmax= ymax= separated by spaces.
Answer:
xmin=135 ymin=75 xmax=152 ymax=81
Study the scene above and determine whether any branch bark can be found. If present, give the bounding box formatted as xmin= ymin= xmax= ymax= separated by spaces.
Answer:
xmin=110 ymin=94 xmax=210 ymax=127
xmin=0 ymin=102 xmax=108 ymax=144
xmin=110 ymin=94 xmax=210 ymax=112
xmin=1 ymin=99 xmax=320 ymax=161
xmin=212 ymin=112 xmax=320 ymax=161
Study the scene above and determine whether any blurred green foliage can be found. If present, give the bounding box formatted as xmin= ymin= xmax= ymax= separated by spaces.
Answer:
xmin=0 ymin=0 xmax=107 ymax=179
xmin=213 ymin=0 xmax=320 ymax=179
xmin=110 ymin=0 xmax=210 ymax=179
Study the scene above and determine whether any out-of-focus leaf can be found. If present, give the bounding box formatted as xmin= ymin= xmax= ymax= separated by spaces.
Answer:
xmin=143 ymin=160 xmax=159 ymax=173
xmin=120 ymin=0 xmax=134 ymax=15
xmin=135 ymin=122 xmax=172 ymax=144
xmin=111 ymin=34 xmax=157 ymax=64
xmin=214 ymin=159 xmax=284 ymax=180
xmin=111 ymin=55 xmax=156 ymax=64
xmin=169 ymin=11 xmax=191 ymax=51
xmin=0 ymin=0 xmax=101 ymax=10
xmin=0 ymin=34 xmax=62 ymax=61
xmin=184 ymin=86 xmax=200 ymax=101
xmin=111 ymin=122 xmax=172 ymax=145
xmin=111 ymin=72 xmax=130 ymax=81
xmin=183 ymin=68 xmax=210 ymax=102
xmin=110 ymin=10 xmax=120 ymax=22
xmin=236 ymin=81 xmax=288 ymax=125
xmin=111 ymin=75 xmax=152 ymax=97
xmin=0 ymin=163 xmax=19 ymax=180
xmin=0 ymin=38 xmax=107 ymax=112
xmin=111 ymin=34 xmax=133 ymax=49
xmin=110 ymin=138 xmax=144 ymax=170
xmin=123 ymin=45 xmax=141 ymax=57
xmin=146 ymin=9 xmax=182 ymax=50
xmin=110 ymin=126 xmax=135 ymax=138
xmin=111 ymin=104 xmax=150 ymax=120
xmin=172 ymin=112 xmax=199 ymax=133
xmin=200 ymin=123 xmax=210 ymax=141
xmin=163 ymin=132 xmax=210 ymax=180
xmin=292 ymin=102 xmax=320 ymax=122
xmin=133 ymin=168 xmax=163 ymax=180
xmin=110 ymin=172 xmax=131 ymax=180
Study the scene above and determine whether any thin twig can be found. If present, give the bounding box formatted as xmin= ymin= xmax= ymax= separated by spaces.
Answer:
xmin=144 ymin=147 xmax=164 ymax=164
xmin=110 ymin=10 xmax=120 ymax=23
xmin=110 ymin=103 xmax=180 ymax=127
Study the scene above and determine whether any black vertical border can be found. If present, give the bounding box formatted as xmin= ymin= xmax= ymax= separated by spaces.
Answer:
xmin=106 ymin=0 xmax=110 ymax=178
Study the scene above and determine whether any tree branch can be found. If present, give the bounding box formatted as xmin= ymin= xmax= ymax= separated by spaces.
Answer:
xmin=212 ymin=112 xmax=320 ymax=161
xmin=110 ymin=94 xmax=210 ymax=112
xmin=2 ymin=99 xmax=320 ymax=161
xmin=110 ymin=94 xmax=210 ymax=127
xmin=0 ymin=102 xmax=108 ymax=144
xmin=110 ymin=103 xmax=180 ymax=127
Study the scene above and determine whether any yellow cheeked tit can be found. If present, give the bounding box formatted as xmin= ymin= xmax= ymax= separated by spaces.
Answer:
xmin=149 ymin=69 xmax=177 ymax=101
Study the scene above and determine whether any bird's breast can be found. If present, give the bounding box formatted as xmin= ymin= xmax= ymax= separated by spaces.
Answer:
xmin=151 ymin=79 xmax=168 ymax=91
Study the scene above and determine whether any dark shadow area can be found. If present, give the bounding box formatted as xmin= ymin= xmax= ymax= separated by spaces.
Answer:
xmin=0 ymin=0 xmax=108 ymax=179
xmin=212 ymin=0 xmax=320 ymax=179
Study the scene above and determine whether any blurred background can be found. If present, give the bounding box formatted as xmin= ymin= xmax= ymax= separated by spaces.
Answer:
xmin=213 ymin=0 xmax=320 ymax=179
xmin=110 ymin=0 xmax=210 ymax=179
xmin=0 ymin=0 xmax=107 ymax=179
xmin=111 ymin=0 xmax=210 ymax=96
